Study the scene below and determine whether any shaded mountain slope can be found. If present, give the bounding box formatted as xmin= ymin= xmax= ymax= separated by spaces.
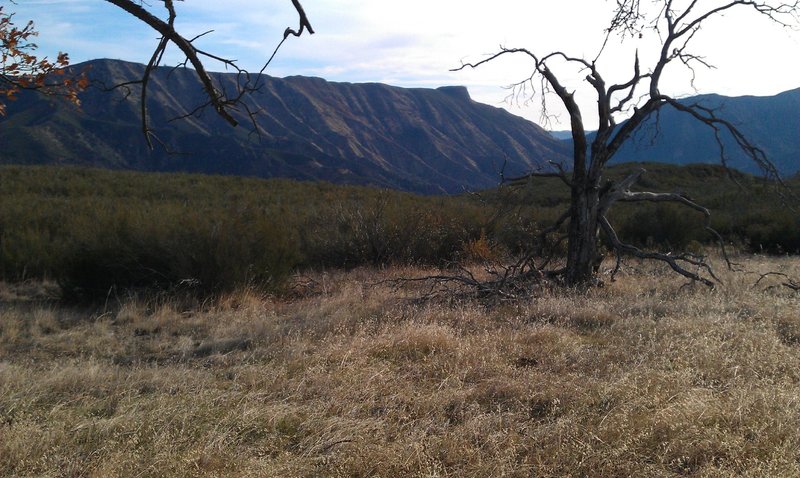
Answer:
xmin=608 ymin=88 xmax=800 ymax=176
xmin=0 ymin=59 xmax=570 ymax=194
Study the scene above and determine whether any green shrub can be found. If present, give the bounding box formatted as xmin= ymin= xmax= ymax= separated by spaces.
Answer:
xmin=51 ymin=205 xmax=301 ymax=300
xmin=740 ymin=212 xmax=800 ymax=254
xmin=614 ymin=203 xmax=706 ymax=250
xmin=302 ymin=194 xmax=486 ymax=267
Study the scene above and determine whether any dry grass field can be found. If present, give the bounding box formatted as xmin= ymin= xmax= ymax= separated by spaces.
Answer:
xmin=1 ymin=256 xmax=799 ymax=477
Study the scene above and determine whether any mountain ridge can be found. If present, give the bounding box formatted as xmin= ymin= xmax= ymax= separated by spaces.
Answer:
xmin=0 ymin=59 xmax=571 ymax=194
xmin=613 ymin=88 xmax=800 ymax=176
xmin=2 ymin=59 xmax=796 ymax=187
xmin=551 ymin=89 xmax=800 ymax=176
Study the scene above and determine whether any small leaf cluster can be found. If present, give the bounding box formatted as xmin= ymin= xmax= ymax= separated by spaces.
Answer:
xmin=1 ymin=7 xmax=85 ymax=115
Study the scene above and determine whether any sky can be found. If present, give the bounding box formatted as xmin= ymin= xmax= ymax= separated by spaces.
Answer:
xmin=7 ymin=0 xmax=800 ymax=130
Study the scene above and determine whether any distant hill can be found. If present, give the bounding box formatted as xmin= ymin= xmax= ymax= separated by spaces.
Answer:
xmin=552 ymin=89 xmax=800 ymax=176
xmin=0 ymin=59 xmax=570 ymax=194
xmin=610 ymin=89 xmax=800 ymax=176
xmin=548 ymin=130 xmax=574 ymax=141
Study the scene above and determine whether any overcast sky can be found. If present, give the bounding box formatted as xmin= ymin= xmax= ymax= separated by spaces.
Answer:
xmin=8 ymin=0 xmax=800 ymax=129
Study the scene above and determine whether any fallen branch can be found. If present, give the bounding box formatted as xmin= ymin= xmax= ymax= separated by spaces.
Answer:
xmin=754 ymin=272 xmax=800 ymax=292
xmin=379 ymin=258 xmax=554 ymax=304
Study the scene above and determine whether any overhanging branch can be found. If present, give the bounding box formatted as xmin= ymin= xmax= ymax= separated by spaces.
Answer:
xmin=101 ymin=0 xmax=314 ymax=146
xmin=600 ymin=168 xmax=738 ymax=273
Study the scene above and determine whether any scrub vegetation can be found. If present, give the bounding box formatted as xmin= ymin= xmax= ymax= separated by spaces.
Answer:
xmin=1 ymin=164 xmax=797 ymax=301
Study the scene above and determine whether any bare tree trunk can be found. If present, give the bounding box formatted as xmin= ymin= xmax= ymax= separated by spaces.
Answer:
xmin=565 ymin=175 xmax=601 ymax=286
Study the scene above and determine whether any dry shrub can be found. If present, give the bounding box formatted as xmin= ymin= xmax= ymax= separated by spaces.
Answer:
xmin=462 ymin=230 xmax=501 ymax=262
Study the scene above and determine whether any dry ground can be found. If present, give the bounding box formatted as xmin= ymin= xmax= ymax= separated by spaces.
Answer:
xmin=1 ymin=256 xmax=799 ymax=477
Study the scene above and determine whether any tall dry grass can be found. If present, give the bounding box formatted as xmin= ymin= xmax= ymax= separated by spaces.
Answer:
xmin=1 ymin=256 xmax=799 ymax=477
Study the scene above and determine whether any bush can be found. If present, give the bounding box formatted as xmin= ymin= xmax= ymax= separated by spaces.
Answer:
xmin=0 ymin=167 xmax=493 ymax=300
xmin=740 ymin=212 xmax=800 ymax=254
xmin=614 ymin=203 xmax=706 ymax=250
xmin=302 ymin=194 xmax=486 ymax=268
xmin=55 ymin=205 xmax=302 ymax=301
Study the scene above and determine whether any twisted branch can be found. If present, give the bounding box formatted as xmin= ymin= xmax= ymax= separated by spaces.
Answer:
xmin=101 ymin=0 xmax=313 ymax=147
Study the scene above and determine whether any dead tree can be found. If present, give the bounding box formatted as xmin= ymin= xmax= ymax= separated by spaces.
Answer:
xmin=102 ymin=0 xmax=313 ymax=147
xmin=455 ymin=0 xmax=799 ymax=288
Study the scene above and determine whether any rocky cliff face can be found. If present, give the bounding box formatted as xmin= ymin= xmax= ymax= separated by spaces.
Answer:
xmin=0 ymin=59 xmax=570 ymax=193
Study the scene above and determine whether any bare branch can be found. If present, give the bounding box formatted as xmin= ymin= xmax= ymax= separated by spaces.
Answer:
xmin=754 ymin=272 xmax=800 ymax=292
xmin=454 ymin=47 xmax=590 ymax=173
xmin=599 ymin=216 xmax=717 ymax=287
xmin=662 ymin=97 xmax=783 ymax=182
xmin=285 ymin=0 xmax=315 ymax=37
xmin=98 ymin=0 xmax=313 ymax=146
xmin=607 ymin=51 xmax=651 ymax=117
xmin=599 ymin=168 xmax=739 ymax=272
xmin=104 ymin=0 xmax=237 ymax=126
xmin=506 ymin=163 xmax=572 ymax=188
xmin=676 ymin=1 xmax=800 ymax=37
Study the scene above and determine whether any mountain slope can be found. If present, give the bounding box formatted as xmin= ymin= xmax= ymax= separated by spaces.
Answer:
xmin=0 ymin=59 xmax=570 ymax=194
xmin=608 ymin=89 xmax=800 ymax=175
